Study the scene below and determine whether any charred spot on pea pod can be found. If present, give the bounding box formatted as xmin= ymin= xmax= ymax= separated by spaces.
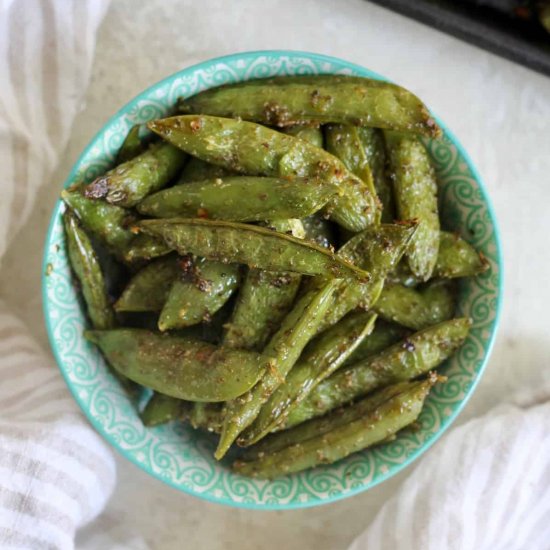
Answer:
xmin=189 ymin=118 xmax=203 ymax=133
xmin=84 ymin=177 xmax=109 ymax=200
xmin=270 ymin=274 xmax=293 ymax=288
xmin=402 ymin=340 xmax=415 ymax=352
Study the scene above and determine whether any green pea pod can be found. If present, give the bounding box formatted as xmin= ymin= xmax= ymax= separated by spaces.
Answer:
xmin=316 ymin=222 xmax=418 ymax=333
xmin=178 ymin=76 xmax=441 ymax=137
xmin=283 ymin=125 xmax=324 ymax=148
xmin=147 ymin=115 xmax=379 ymax=231
xmin=301 ymin=215 xmax=335 ymax=249
xmin=159 ymin=259 xmax=240 ymax=331
xmin=114 ymin=255 xmax=180 ymax=312
xmin=116 ymin=125 xmax=145 ymax=163
xmin=138 ymin=218 xmax=369 ymax=279
xmin=85 ymin=329 xmax=267 ymax=402
xmin=137 ymin=176 xmax=337 ymax=221
xmin=84 ymin=142 xmax=186 ymax=207
xmin=358 ymin=127 xmax=395 ymax=222
xmin=177 ymin=156 xmax=234 ymax=183
xmin=61 ymin=190 xmax=169 ymax=263
xmin=240 ymin=311 xmax=377 ymax=446
xmin=283 ymin=317 xmax=470 ymax=428
xmin=342 ymin=320 xmax=411 ymax=367
xmin=435 ymin=231 xmax=489 ymax=278
xmin=243 ymin=380 xmax=423 ymax=459
xmin=140 ymin=392 xmax=189 ymax=427
xmin=325 ymin=124 xmax=380 ymax=222
xmin=189 ymin=402 xmax=224 ymax=433
xmin=215 ymin=279 xmax=339 ymax=459
xmin=233 ymin=378 xmax=433 ymax=479
xmin=63 ymin=211 xmax=116 ymax=330
xmin=374 ymin=280 xmax=456 ymax=330
xmin=223 ymin=219 xmax=303 ymax=351
xmin=385 ymin=131 xmax=440 ymax=281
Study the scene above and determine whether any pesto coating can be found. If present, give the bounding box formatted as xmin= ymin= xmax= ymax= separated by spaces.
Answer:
xmin=283 ymin=317 xmax=471 ymax=428
xmin=84 ymin=142 xmax=186 ymax=207
xmin=138 ymin=218 xmax=370 ymax=279
xmin=137 ymin=176 xmax=337 ymax=221
xmin=147 ymin=115 xmax=379 ymax=231
xmin=85 ymin=329 xmax=267 ymax=402
xmin=178 ymin=75 xmax=441 ymax=137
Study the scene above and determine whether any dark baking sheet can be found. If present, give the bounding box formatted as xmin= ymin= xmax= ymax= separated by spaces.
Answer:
xmin=368 ymin=0 xmax=550 ymax=76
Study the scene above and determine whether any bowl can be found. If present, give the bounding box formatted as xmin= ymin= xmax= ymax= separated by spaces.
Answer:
xmin=42 ymin=50 xmax=503 ymax=509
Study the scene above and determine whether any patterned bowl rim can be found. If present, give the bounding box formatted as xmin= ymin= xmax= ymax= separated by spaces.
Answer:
xmin=41 ymin=50 xmax=503 ymax=510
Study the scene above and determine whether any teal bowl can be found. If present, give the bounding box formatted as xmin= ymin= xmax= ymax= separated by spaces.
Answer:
xmin=42 ymin=51 xmax=503 ymax=509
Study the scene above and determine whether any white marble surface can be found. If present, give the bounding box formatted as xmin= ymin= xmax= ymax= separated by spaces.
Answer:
xmin=1 ymin=0 xmax=550 ymax=548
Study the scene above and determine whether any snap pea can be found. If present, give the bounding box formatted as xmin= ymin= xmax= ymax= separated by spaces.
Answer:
xmin=374 ymin=280 xmax=456 ymax=330
xmin=116 ymin=125 xmax=145 ymax=163
xmin=283 ymin=125 xmax=324 ymax=148
xmin=84 ymin=142 xmax=186 ymax=208
xmin=385 ymin=131 xmax=440 ymax=281
xmin=189 ymin=402 xmax=224 ymax=433
xmin=158 ymin=258 xmax=240 ymax=331
xmin=177 ymin=156 xmax=234 ymax=183
xmin=240 ymin=311 xmax=377 ymax=446
xmin=316 ymin=222 xmax=417 ymax=333
xmin=114 ymin=255 xmax=180 ymax=312
xmin=342 ymin=320 xmax=411 ymax=367
xmin=63 ymin=211 xmax=116 ymax=330
xmin=283 ymin=317 xmax=470 ymax=428
xmin=215 ymin=279 xmax=339 ymax=459
xmin=243 ymin=380 xmax=423 ymax=459
xmin=358 ymin=127 xmax=395 ymax=222
xmin=140 ymin=392 xmax=189 ymax=427
xmin=139 ymin=218 xmax=370 ymax=279
xmin=233 ymin=378 xmax=433 ymax=479
xmin=302 ymin=214 xmax=335 ymax=249
xmin=147 ymin=115 xmax=379 ymax=231
xmin=325 ymin=124 xmax=379 ymax=222
xmin=85 ymin=329 xmax=267 ymax=402
xmin=177 ymin=75 xmax=441 ymax=137
xmin=223 ymin=219 xmax=303 ymax=351
xmin=137 ymin=176 xmax=337 ymax=221
xmin=434 ymin=231 xmax=489 ymax=278
xmin=61 ymin=190 xmax=169 ymax=263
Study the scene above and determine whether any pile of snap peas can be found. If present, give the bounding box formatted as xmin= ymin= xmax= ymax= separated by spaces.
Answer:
xmin=62 ymin=75 xmax=489 ymax=479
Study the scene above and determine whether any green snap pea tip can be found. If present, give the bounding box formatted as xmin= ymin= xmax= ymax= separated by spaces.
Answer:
xmin=140 ymin=392 xmax=189 ymax=427
xmin=137 ymin=176 xmax=337 ymax=221
xmin=138 ymin=218 xmax=370 ymax=280
xmin=84 ymin=142 xmax=186 ymax=208
xmin=147 ymin=115 xmax=379 ymax=231
xmin=85 ymin=329 xmax=267 ymax=402
xmin=189 ymin=402 xmax=224 ymax=433
xmin=178 ymin=75 xmax=441 ymax=137
xmin=116 ymin=125 xmax=145 ymax=163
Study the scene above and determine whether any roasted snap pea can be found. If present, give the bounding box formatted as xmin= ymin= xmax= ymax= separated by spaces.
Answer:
xmin=137 ymin=176 xmax=337 ymax=221
xmin=240 ymin=311 xmax=377 ymax=446
xmin=61 ymin=190 xmax=169 ymax=263
xmin=434 ymin=231 xmax=489 ymax=278
xmin=316 ymin=222 xmax=417 ymax=333
xmin=325 ymin=124 xmax=379 ymax=222
xmin=302 ymin=214 xmax=335 ymax=249
xmin=385 ymin=131 xmax=440 ymax=281
xmin=140 ymin=392 xmax=189 ymax=427
xmin=243 ymin=380 xmax=426 ymax=459
xmin=117 ymin=125 xmax=145 ymax=163
xmin=283 ymin=317 xmax=470 ymax=428
xmin=358 ymin=127 xmax=395 ymax=222
xmin=216 ymin=279 xmax=339 ymax=459
xmin=374 ymin=280 xmax=456 ymax=330
xmin=342 ymin=320 xmax=411 ymax=367
xmin=63 ymin=211 xmax=116 ymax=330
xmin=283 ymin=125 xmax=324 ymax=148
xmin=84 ymin=142 xmax=186 ymax=208
xmin=189 ymin=402 xmax=224 ymax=433
xmin=223 ymin=219 xmax=303 ymax=351
xmin=158 ymin=258 xmax=240 ymax=331
xmin=139 ymin=218 xmax=369 ymax=279
xmin=178 ymin=75 xmax=441 ymax=137
xmin=177 ymin=156 xmax=234 ymax=183
xmin=85 ymin=329 xmax=267 ymax=402
xmin=233 ymin=378 xmax=433 ymax=479
xmin=114 ymin=255 xmax=180 ymax=312
xmin=147 ymin=115 xmax=379 ymax=231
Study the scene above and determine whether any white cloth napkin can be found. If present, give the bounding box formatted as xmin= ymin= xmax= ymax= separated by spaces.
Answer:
xmin=0 ymin=1 xmax=114 ymax=549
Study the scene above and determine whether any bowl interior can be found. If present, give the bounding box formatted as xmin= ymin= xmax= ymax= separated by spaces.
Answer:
xmin=42 ymin=51 xmax=502 ymax=509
